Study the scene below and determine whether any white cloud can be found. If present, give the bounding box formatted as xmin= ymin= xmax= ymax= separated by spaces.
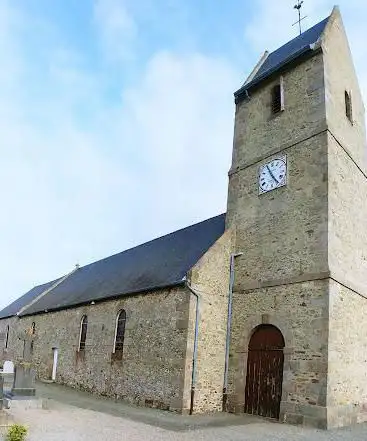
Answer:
xmin=118 ymin=51 xmax=240 ymax=238
xmin=1 ymin=0 xmax=367 ymax=313
xmin=93 ymin=0 xmax=137 ymax=62
xmin=0 ymin=2 xmax=240 ymax=309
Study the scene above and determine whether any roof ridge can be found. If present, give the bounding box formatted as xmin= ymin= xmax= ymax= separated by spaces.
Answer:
xmin=266 ymin=16 xmax=329 ymax=57
xmin=1 ymin=212 xmax=227 ymax=317
xmin=243 ymin=51 xmax=270 ymax=87
xmin=75 ymin=213 xmax=226 ymax=271
xmin=16 ymin=266 xmax=80 ymax=316
xmin=235 ymin=14 xmax=331 ymax=101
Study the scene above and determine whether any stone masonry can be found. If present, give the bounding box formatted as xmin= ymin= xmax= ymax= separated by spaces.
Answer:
xmin=1 ymin=288 xmax=191 ymax=411
xmin=184 ymin=229 xmax=233 ymax=413
xmin=0 ymin=230 xmax=232 ymax=415
xmin=226 ymin=27 xmax=330 ymax=431
xmin=324 ymin=9 xmax=367 ymax=427
xmin=226 ymin=7 xmax=367 ymax=429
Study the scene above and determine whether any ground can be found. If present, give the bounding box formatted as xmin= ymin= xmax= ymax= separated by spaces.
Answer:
xmin=2 ymin=382 xmax=367 ymax=440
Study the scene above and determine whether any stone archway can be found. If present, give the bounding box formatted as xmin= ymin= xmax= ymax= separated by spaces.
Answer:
xmin=244 ymin=324 xmax=285 ymax=419
xmin=230 ymin=313 xmax=293 ymax=419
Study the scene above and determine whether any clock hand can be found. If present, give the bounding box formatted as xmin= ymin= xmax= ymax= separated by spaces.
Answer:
xmin=266 ymin=165 xmax=279 ymax=184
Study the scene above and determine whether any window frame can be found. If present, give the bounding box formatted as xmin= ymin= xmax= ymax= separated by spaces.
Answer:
xmin=78 ymin=315 xmax=88 ymax=352
xmin=113 ymin=310 xmax=126 ymax=354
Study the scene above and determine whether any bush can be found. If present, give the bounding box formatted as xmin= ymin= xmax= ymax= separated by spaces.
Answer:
xmin=6 ymin=424 xmax=28 ymax=441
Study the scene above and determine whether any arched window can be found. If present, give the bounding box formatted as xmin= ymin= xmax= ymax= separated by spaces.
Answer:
xmin=345 ymin=90 xmax=353 ymax=122
xmin=30 ymin=322 xmax=36 ymax=354
xmin=5 ymin=325 xmax=9 ymax=349
xmin=78 ymin=315 xmax=88 ymax=351
xmin=114 ymin=310 xmax=126 ymax=354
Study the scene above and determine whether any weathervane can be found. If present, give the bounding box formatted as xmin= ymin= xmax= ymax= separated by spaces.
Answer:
xmin=293 ymin=0 xmax=307 ymax=35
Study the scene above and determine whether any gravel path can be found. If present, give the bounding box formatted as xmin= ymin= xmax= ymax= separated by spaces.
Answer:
xmin=3 ymin=403 xmax=367 ymax=441
xmin=1 ymin=382 xmax=367 ymax=440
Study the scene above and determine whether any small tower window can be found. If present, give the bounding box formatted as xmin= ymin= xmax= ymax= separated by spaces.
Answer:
xmin=345 ymin=90 xmax=353 ymax=123
xmin=78 ymin=315 xmax=88 ymax=351
xmin=271 ymin=77 xmax=285 ymax=114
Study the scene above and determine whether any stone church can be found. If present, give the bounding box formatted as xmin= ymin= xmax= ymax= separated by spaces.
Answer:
xmin=0 ymin=6 xmax=366 ymax=429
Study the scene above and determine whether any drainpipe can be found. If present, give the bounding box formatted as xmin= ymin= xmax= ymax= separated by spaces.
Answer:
xmin=222 ymin=252 xmax=243 ymax=411
xmin=185 ymin=281 xmax=200 ymax=416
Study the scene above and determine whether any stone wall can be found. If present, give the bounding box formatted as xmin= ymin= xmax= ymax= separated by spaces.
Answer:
xmin=226 ymin=11 xmax=331 ymax=430
xmin=228 ymin=279 xmax=329 ymax=428
xmin=227 ymin=42 xmax=329 ymax=289
xmin=324 ymin=8 xmax=367 ymax=296
xmin=0 ymin=287 xmax=191 ymax=412
xmin=0 ymin=230 xmax=232 ymax=415
xmin=227 ymin=132 xmax=329 ymax=290
xmin=328 ymin=133 xmax=367 ymax=295
xmin=186 ymin=229 xmax=233 ymax=413
xmin=0 ymin=317 xmax=17 ymax=363
xmin=323 ymin=11 xmax=367 ymax=427
xmin=328 ymin=280 xmax=367 ymax=427
xmin=322 ymin=7 xmax=367 ymax=173
xmin=230 ymin=52 xmax=326 ymax=175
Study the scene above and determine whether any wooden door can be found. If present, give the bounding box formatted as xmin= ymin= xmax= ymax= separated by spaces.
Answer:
xmin=244 ymin=325 xmax=285 ymax=419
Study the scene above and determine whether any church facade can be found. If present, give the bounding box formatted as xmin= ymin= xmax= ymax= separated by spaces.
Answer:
xmin=1 ymin=6 xmax=367 ymax=429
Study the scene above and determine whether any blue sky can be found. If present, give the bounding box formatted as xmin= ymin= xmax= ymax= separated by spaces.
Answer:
xmin=0 ymin=0 xmax=366 ymax=309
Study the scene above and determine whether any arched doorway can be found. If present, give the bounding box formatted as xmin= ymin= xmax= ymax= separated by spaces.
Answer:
xmin=244 ymin=324 xmax=285 ymax=419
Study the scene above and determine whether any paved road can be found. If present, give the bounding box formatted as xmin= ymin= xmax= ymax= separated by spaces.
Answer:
xmin=1 ymin=382 xmax=367 ymax=440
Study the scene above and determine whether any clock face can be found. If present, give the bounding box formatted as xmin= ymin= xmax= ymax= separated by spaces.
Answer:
xmin=259 ymin=156 xmax=287 ymax=194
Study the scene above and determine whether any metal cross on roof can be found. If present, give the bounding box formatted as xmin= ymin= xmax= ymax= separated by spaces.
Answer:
xmin=293 ymin=0 xmax=307 ymax=35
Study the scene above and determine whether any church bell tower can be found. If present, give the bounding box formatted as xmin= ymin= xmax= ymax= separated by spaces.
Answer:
xmin=225 ymin=6 xmax=367 ymax=429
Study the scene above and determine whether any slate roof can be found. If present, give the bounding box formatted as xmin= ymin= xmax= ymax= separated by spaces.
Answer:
xmin=0 ymin=279 xmax=60 ymax=319
xmin=235 ymin=16 xmax=329 ymax=101
xmin=1 ymin=213 xmax=226 ymax=317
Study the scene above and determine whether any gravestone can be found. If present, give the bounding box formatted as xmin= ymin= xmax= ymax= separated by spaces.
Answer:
xmin=10 ymin=328 xmax=37 ymax=397
xmin=0 ymin=375 xmax=14 ymax=426
xmin=2 ymin=361 xmax=14 ymax=396
xmin=3 ymin=361 xmax=14 ymax=374
xmin=11 ymin=365 xmax=36 ymax=397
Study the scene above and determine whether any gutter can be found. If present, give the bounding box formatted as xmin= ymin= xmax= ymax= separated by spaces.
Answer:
xmin=185 ymin=280 xmax=200 ymax=416
xmin=19 ymin=280 xmax=186 ymax=317
xmin=222 ymin=252 xmax=243 ymax=411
